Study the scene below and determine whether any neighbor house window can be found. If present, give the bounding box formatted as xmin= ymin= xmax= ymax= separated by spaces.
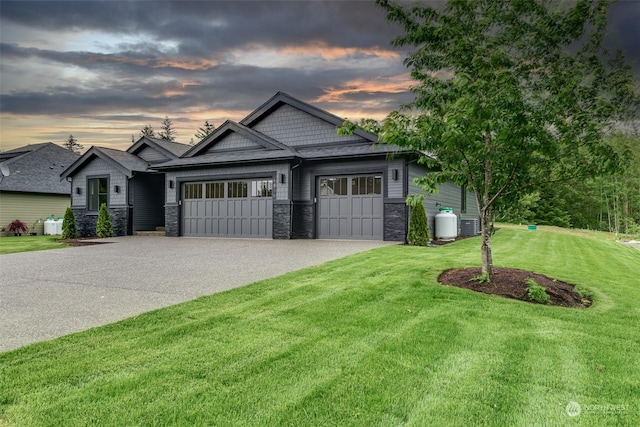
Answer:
xmin=251 ymin=180 xmax=273 ymax=197
xmin=88 ymin=177 xmax=108 ymax=211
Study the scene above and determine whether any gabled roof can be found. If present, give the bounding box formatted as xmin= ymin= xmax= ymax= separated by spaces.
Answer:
xmin=127 ymin=136 xmax=190 ymax=158
xmin=61 ymin=146 xmax=150 ymax=180
xmin=0 ymin=142 xmax=80 ymax=195
xmin=183 ymin=120 xmax=298 ymax=158
xmin=240 ymin=91 xmax=380 ymax=142
xmin=158 ymin=121 xmax=300 ymax=169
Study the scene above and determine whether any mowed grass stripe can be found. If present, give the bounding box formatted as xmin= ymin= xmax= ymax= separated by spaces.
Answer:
xmin=1 ymin=227 xmax=639 ymax=426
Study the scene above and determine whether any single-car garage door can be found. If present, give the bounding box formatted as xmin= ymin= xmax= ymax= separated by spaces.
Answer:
xmin=182 ymin=179 xmax=273 ymax=237
xmin=318 ymin=175 xmax=383 ymax=240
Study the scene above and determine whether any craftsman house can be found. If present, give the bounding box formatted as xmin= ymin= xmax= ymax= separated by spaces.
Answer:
xmin=62 ymin=92 xmax=479 ymax=240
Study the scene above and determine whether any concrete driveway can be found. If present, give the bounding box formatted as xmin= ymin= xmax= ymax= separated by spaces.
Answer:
xmin=0 ymin=237 xmax=392 ymax=352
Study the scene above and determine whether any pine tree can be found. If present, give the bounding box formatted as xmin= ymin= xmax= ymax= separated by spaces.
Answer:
xmin=61 ymin=206 xmax=77 ymax=239
xmin=140 ymin=125 xmax=156 ymax=138
xmin=194 ymin=120 xmax=215 ymax=141
xmin=64 ymin=134 xmax=84 ymax=154
xmin=158 ymin=116 xmax=177 ymax=141
xmin=96 ymin=203 xmax=113 ymax=238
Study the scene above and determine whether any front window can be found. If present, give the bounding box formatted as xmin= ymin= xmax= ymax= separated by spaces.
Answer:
xmin=88 ymin=177 xmax=108 ymax=211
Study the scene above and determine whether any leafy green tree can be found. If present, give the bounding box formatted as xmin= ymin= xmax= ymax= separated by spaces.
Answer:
xmin=360 ymin=0 xmax=638 ymax=278
xmin=194 ymin=120 xmax=215 ymax=141
xmin=61 ymin=206 xmax=76 ymax=239
xmin=63 ymin=134 xmax=83 ymax=154
xmin=140 ymin=125 xmax=156 ymax=138
xmin=96 ymin=203 xmax=113 ymax=238
xmin=407 ymin=199 xmax=430 ymax=246
xmin=158 ymin=116 xmax=177 ymax=141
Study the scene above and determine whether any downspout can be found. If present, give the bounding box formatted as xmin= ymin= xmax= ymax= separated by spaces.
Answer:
xmin=289 ymin=159 xmax=303 ymax=239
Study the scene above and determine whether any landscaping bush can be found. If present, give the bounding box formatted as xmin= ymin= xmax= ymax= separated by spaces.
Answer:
xmin=96 ymin=203 xmax=113 ymax=238
xmin=8 ymin=219 xmax=28 ymax=236
xmin=407 ymin=202 xmax=430 ymax=246
xmin=526 ymin=278 xmax=550 ymax=304
xmin=62 ymin=207 xmax=77 ymax=239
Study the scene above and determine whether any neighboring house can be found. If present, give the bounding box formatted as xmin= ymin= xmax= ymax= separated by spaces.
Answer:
xmin=0 ymin=143 xmax=80 ymax=235
xmin=62 ymin=92 xmax=479 ymax=240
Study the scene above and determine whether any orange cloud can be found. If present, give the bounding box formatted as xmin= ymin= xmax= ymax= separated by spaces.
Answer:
xmin=87 ymin=54 xmax=218 ymax=70
xmin=315 ymin=72 xmax=413 ymax=103
xmin=279 ymin=41 xmax=400 ymax=60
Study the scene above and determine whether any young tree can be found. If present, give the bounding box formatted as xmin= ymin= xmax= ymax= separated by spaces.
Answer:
xmin=361 ymin=0 xmax=637 ymax=279
xmin=194 ymin=120 xmax=215 ymax=141
xmin=96 ymin=203 xmax=113 ymax=238
xmin=61 ymin=206 xmax=77 ymax=239
xmin=140 ymin=125 xmax=156 ymax=139
xmin=64 ymin=134 xmax=83 ymax=154
xmin=407 ymin=199 xmax=430 ymax=246
xmin=158 ymin=116 xmax=177 ymax=141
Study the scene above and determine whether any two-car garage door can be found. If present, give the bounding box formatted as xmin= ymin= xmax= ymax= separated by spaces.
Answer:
xmin=182 ymin=179 xmax=273 ymax=237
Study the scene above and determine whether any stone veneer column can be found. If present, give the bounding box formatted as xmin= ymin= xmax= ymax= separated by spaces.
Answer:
xmin=384 ymin=202 xmax=407 ymax=242
xmin=164 ymin=204 xmax=180 ymax=237
xmin=291 ymin=201 xmax=314 ymax=239
xmin=272 ymin=202 xmax=291 ymax=239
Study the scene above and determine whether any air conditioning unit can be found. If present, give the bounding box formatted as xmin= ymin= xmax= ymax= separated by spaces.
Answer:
xmin=460 ymin=219 xmax=480 ymax=236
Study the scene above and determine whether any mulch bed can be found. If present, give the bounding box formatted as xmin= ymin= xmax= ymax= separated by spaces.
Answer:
xmin=56 ymin=238 xmax=111 ymax=247
xmin=438 ymin=267 xmax=592 ymax=308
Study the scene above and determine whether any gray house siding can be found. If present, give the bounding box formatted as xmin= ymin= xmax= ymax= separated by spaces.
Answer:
xmin=408 ymin=163 xmax=480 ymax=238
xmin=251 ymin=104 xmax=363 ymax=147
xmin=206 ymin=132 xmax=260 ymax=152
xmin=70 ymin=157 xmax=127 ymax=208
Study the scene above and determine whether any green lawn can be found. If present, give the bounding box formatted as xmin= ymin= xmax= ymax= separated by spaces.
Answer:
xmin=0 ymin=235 xmax=67 ymax=255
xmin=1 ymin=228 xmax=638 ymax=426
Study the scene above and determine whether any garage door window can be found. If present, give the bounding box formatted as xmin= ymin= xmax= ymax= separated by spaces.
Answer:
xmin=228 ymin=181 xmax=248 ymax=198
xmin=320 ymin=177 xmax=348 ymax=196
xmin=252 ymin=180 xmax=273 ymax=197
xmin=184 ymin=183 xmax=202 ymax=199
xmin=206 ymin=182 xmax=224 ymax=199
xmin=352 ymin=176 xmax=382 ymax=195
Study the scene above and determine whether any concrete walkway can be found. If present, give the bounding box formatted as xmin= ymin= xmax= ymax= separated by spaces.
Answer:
xmin=0 ymin=237 xmax=393 ymax=352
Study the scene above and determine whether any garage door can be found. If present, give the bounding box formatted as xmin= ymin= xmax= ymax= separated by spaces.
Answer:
xmin=318 ymin=175 xmax=383 ymax=240
xmin=182 ymin=179 xmax=273 ymax=237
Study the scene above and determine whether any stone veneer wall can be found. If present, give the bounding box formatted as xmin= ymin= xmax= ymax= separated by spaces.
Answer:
xmin=291 ymin=202 xmax=314 ymax=239
xmin=384 ymin=202 xmax=407 ymax=242
xmin=272 ymin=203 xmax=291 ymax=239
xmin=72 ymin=207 xmax=128 ymax=237
xmin=164 ymin=204 xmax=179 ymax=237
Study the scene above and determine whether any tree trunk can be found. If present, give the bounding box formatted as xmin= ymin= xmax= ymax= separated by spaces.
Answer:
xmin=480 ymin=207 xmax=493 ymax=278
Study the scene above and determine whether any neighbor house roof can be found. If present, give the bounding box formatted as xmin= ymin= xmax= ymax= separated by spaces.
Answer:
xmin=0 ymin=142 xmax=80 ymax=195
xmin=61 ymin=146 xmax=151 ymax=180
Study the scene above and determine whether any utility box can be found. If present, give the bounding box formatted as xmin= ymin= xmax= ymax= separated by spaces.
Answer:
xmin=460 ymin=219 xmax=480 ymax=236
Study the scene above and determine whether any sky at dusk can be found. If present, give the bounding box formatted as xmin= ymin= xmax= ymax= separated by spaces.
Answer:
xmin=1 ymin=0 xmax=639 ymax=152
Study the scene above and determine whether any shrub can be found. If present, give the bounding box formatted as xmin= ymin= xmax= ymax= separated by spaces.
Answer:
xmin=96 ymin=203 xmax=113 ymax=238
xmin=407 ymin=202 xmax=430 ymax=246
xmin=9 ymin=219 xmax=28 ymax=236
xmin=526 ymin=278 xmax=550 ymax=304
xmin=61 ymin=207 xmax=77 ymax=239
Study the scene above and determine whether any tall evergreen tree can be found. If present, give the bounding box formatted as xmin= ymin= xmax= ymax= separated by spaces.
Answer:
xmin=139 ymin=125 xmax=156 ymax=138
xmin=63 ymin=134 xmax=83 ymax=154
xmin=194 ymin=120 xmax=215 ymax=141
xmin=158 ymin=116 xmax=177 ymax=141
